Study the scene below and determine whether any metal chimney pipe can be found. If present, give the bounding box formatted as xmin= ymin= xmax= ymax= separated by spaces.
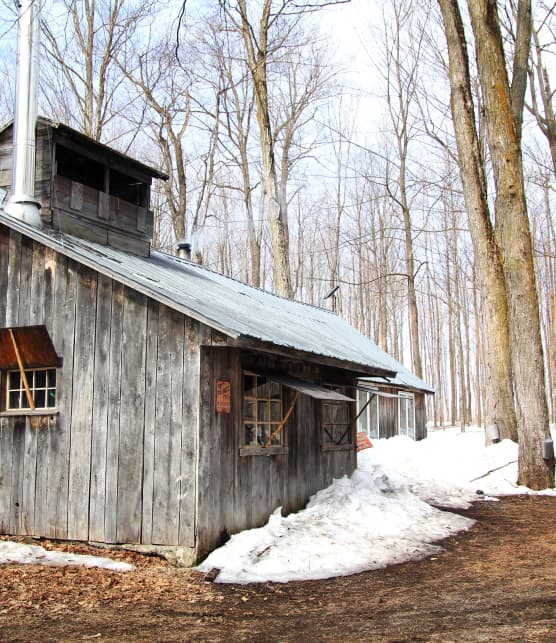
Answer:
xmin=176 ymin=240 xmax=192 ymax=260
xmin=5 ymin=0 xmax=42 ymax=226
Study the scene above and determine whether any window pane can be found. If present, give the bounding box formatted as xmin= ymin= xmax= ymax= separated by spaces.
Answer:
xmin=257 ymin=400 xmax=268 ymax=422
xmin=269 ymin=380 xmax=281 ymax=399
xmin=369 ymin=396 xmax=378 ymax=439
xmin=399 ymin=398 xmax=407 ymax=434
xmin=34 ymin=389 xmax=46 ymax=408
xmin=47 ymin=389 xmax=56 ymax=408
xmin=244 ymin=399 xmax=255 ymax=421
xmin=270 ymin=401 xmax=281 ymax=422
xmin=408 ymin=399 xmax=415 ymax=429
xmin=8 ymin=371 xmax=20 ymax=389
xmin=9 ymin=390 xmax=20 ymax=409
xmin=357 ymin=391 xmax=369 ymax=434
xmin=243 ymin=374 xmax=256 ymax=396
xmin=21 ymin=394 xmax=30 ymax=409
xmin=47 ymin=369 xmax=57 ymax=387
xmin=245 ymin=423 xmax=256 ymax=446
xmin=35 ymin=370 xmax=46 ymax=387
xmin=255 ymin=376 xmax=268 ymax=397
xmin=257 ymin=424 xmax=269 ymax=446
xmin=269 ymin=425 xmax=282 ymax=445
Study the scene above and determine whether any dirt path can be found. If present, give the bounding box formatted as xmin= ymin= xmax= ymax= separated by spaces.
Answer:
xmin=1 ymin=495 xmax=556 ymax=642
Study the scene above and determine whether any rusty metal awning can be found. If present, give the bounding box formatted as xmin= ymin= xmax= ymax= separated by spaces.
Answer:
xmin=269 ymin=375 xmax=355 ymax=402
xmin=0 ymin=326 xmax=62 ymax=369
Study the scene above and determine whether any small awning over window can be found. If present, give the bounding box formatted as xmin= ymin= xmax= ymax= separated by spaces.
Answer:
xmin=0 ymin=326 xmax=62 ymax=369
xmin=269 ymin=375 xmax=354 ymax=402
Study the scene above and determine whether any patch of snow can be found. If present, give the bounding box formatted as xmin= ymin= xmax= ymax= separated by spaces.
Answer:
xmin=0 ymin=540 xmax=134 ymax=572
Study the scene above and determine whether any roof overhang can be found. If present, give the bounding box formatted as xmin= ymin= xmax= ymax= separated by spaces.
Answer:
xmin=269 ymin=374 xmax=355 ymax=401
xmin=0 ymin=325 xmax=62 ymax=369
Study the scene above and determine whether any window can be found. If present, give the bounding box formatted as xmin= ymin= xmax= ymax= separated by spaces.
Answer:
xmin=398 ymin=394 xmax=415 ymax=440
xmin=6 ymin=368 xmax=57 ymax=411
xmin=243 ymin=372 xmax=283 ymax=447
xmin=0 ymin=326 xmax=61 ymax=415
xmin=357 ymin=389 xmax=379 ymax=439
xmin=56 ymin=144 xmax=104 ymax=191
xmin=322 ymin=400 xmax=351 ymax=445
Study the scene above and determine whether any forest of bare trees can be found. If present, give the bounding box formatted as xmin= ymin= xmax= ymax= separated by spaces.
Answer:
xmin=1 ymin=0 xmax=554 ymax=486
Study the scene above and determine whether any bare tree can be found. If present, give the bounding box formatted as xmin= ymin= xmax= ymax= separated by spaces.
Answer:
xmin=41 ymin=0 xmax=159 ymax=143
xmin=528 ymin=1 xmax=556 ymax=177
xmin=213 ymin=0 xmax=344 ymax=298
xmin=438 ymin=0 xmax=553 ymax=488
xmin=379 ymin=0 xmax=425 ymax=378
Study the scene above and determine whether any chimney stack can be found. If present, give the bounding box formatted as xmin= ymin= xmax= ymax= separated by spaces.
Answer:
xmin=5 ymin=0 xmax=42 ymax=226
xmin=176 ymin=240 xmax=192 ymax=261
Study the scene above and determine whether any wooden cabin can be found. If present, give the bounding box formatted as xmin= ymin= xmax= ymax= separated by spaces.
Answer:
xmin=356 ymin=368 xmax=434 ymax=442
xmin=0 ymin=120 xmax=432 ymax=563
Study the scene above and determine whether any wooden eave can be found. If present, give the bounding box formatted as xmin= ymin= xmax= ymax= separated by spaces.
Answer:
xmin=0 ymin=117 xmax=168 ymax=182
xmin=0 ymin=325 xmax=62 ymax=369
xmin=225 ymin=336 xmax=396 ymax=379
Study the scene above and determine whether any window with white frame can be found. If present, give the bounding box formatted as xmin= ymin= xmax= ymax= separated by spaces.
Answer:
xmin=6 ymin=368 xmax=57 ymax=411
xmin=398 ymin=393 xmax=415 ymax=440
xmin=0 ymin=326 xmax=61 ymax=415
xmin=357 ymin=389 xmax=379 ymax=439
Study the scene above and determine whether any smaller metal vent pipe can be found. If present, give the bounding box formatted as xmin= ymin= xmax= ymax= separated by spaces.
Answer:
xmin=176 ymin=240 xmax=192 ymax=260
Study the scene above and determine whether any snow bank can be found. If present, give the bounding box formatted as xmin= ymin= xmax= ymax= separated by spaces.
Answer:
xmin=197 ymin=426 xmax=555 ymax=584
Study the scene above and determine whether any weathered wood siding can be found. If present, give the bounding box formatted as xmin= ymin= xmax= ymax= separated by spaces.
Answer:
xmin=376 ymin=387 xmax=428 ymax=441
xmin=195 ymin=348 xmax=357 ymax=559
xmin=414 ymin=393 xmax=427 ymax=441
xmin=378 ymin=387 xmax=399 ymax=439
xmin=0 ymin=225 xmax=198 ymax=545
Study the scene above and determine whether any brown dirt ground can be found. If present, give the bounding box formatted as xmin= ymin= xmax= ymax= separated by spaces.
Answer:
xmin=1 ymin=495 xmax=556 ymax=643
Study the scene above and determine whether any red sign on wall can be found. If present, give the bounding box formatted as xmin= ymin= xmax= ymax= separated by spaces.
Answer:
xmin=216 ymin=380 xmax=231 ymax=414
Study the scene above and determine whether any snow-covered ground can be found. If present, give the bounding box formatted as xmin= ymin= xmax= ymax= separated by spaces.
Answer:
xmin=1 ymin=426 xmax=554 ymax=579
xmin=197 ymin=426 xmax=556 ymax=583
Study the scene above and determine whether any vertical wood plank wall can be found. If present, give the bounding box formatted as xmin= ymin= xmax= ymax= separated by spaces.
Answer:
xmin=195 ymin=348 xmax=357 ymax=558
xmin=376 ymin=387 xmax=428 ymax=440
xmin=0 ymin=225 xmax=198 ymax=546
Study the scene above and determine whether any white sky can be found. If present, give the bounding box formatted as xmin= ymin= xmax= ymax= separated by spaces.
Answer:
xmin=1 ymin=425 xmax=554 ymax=579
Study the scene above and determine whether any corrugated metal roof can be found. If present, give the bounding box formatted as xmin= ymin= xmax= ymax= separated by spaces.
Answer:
xmin=359 ymin=352 xmax=435 ymax=394
xmin=0 ymin=212 xmax=432 ymax=385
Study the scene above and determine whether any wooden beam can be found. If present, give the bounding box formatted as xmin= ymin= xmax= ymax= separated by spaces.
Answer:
xmin=8 ymin=328 xmax=35 ymax=410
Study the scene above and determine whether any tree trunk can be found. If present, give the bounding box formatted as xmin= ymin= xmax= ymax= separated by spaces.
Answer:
xmin=236 ymin=0 xmax=293 ymax=298
xmin=437 ymin=0 xmax=518 ymax=442
xmin=467 ymin=0 xmax=553 ymax=489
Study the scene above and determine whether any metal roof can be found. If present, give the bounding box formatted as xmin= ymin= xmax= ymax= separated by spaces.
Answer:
xmin=0 ymin=212 xmax=433 ymax=384
xmin=358 ymin=352 xmax=435 ymax=394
